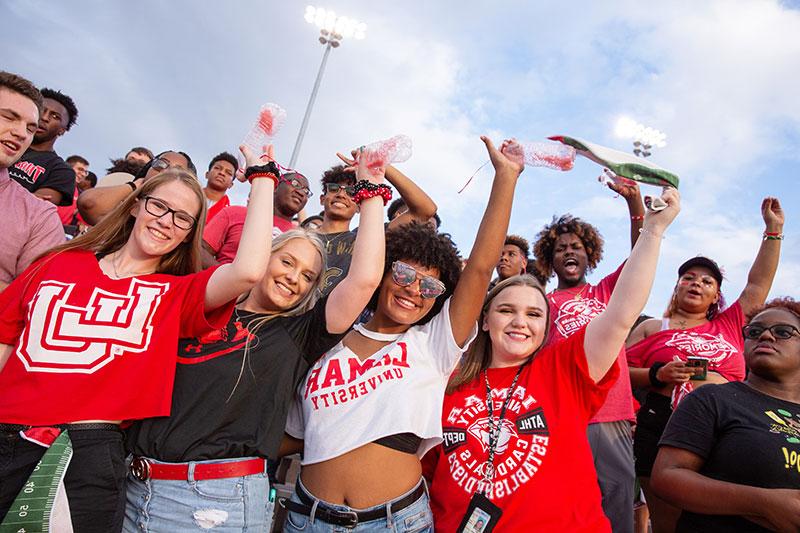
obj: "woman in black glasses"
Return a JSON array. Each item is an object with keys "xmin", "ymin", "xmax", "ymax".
[
  {"xmin": 651, "ymin": 297, "xmax": 800, "ymax": 532},
  {"xmin": 626, "ymin": 197, "xmax": 784, "ymax": 533},
  {"xmin": 0, "ymin": 145, "xmax": 276, "ymax": 532},
  {"xmin": 281, "ymin": 137, "xmax": 524, "ymax": 532}
]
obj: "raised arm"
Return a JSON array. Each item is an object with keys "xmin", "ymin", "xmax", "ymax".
[
  {"xmin": 384, "ymin": 165, "xmax": 437, "ymax": 229},
  {"xmin": 325, "ymin": 149, "xmax": 386, "ymax": 333},
  {"xmin": 607, "ymin": 179, "xmax": 645, "ymax": 249},
  {"xmin": 585, "ymin": 188, "xmax": 680, "ymax": 381},
  {"xmin": 204, "ymin": 146, "xmax": 276, "ymax": 309},
  {"xmin": 737, "ymin": 197, "xmax": 784, "ymax": 316},
  {"xmin": 77, "ymin": 182, "xmax": 136, "ymax": 225},
  {"xmin": 449, "ymin": 136, "xmax": 524, "ymax": 347}
]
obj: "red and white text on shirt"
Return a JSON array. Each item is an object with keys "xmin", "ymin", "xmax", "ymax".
[{"xmin": 18, "ymin": 279, "xmax": 168, "ymax": 373}]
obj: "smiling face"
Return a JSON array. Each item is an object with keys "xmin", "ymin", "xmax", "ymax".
[
  {"xmin": 0, "ymin": 87, "xmax": 39, "ymax": 168},
  {"xmin": 375, "ymin": 259, "xmax": 440, "ymax": 327},
  {"xmin": 254, "ymin": 238, "xmax": 323, "ymax": 312},
  {"xmin": 33, "ymin": 97, "xmax": 68, "ymax": 144},
  {"xmin": 745, "ymin": 308, "xmax": 800, "ymax": 380},
  {"xmin": 496, "ymin": 244, "xmax": 528, "ymax": 280},
  {"xmin": 552, "ymin": 232, "xmax": 588, "ymax": 286},
  {"xmin": 675, "ymin": 266, "xmax": 720, "ymax": 314},
  {"xmin": 128, "ymin": 180, "xmax": 201, "ymax": 259},
  {"xmin": 320, "ymin": 181, "xmax": 357, "ymax": 222},
  {"xmin": 484, "ymin": 285, "xmax": 548, "ymax": 368}
]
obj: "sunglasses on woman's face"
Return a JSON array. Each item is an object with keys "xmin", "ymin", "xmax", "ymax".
[
  {"xmin": 391, "ymin": 261, "xmax": 446, "ymax": 299},
  {"xmin": 743, "ymin": 323, "xmax": 800, "ymax": 340}
]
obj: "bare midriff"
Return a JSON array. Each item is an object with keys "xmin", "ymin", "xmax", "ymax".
[{"xmin": 300, "ymin": 442, "xmax": 422, "ymax": 507}]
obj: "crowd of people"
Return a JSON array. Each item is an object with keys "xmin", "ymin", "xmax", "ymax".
[{"xmin": 0, "ymin": 69, "xmax": 796, "ymax": 533}]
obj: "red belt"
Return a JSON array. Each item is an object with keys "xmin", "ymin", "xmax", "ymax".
[{"xmin": 130, "ymin": 456, "xmax": 266, "ymax": 481}]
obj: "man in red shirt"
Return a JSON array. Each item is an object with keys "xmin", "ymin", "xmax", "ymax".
[{"xmin": 203, "ymin": 152, "xmax": 238, "ymax": 222}]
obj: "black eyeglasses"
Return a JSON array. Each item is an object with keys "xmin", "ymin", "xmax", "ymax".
[
  {"xmin": 324, "ymin": 182, "xmax": 356, "ymax": 197},
  {"xmin": 143, "ymin": 196, "xmax": 197, "ymax": 230},
  {"xmin": 742, "ymin": 324, "xmax": 800, "ymax": 340},
  {"xmin": 281, "ymin": 176, "xmax": 313, "ymax": 197},
  {"xmin": 391, "ymin": 261, "xmax": 446, "ymax": 299}
]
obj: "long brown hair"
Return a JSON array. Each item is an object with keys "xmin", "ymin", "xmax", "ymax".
[
  {"xmin": 447, "ymin": 274, "xmax": 550, "ymax": 393},
  {"xmin": 44, "ymin": 169, "xmax": 207, "ymax": 276}
]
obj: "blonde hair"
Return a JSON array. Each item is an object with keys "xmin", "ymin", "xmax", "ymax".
[
  {"xmin": 447, "ymin": 275, "xmax": 549, "ymax": 393},
  {"xmin": 44, "ymin": 169, "xmax": 206, "ymax": 276},
  {"xmin": 228, "ymin": 229, "xmax": 328, "ymax": 400}
]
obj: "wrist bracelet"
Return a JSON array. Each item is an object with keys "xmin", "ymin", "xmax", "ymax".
[
  {"xmin": 763, "ymin": 231, "xmax": 784, "ymax": 241},
  {"xmin": 630, "ymin": 215, "xmax": 644, "ymax": 221},
  {"xmin": 649, "ymin": 362, "xmax": 667, "ymax": 388},
  {"xmin": 247, "ymin": 172, "xmax": 279, "ymax": 186},
  {"xmin": 351, "ymin": 180, "xmax": 392, "ymax": 205},
  {"xmin": 245, "ymin": 163, "xmax": 281, "ymax": 185},
  {"xmin": 126, "ymin": 180, "xmax": 137, "ymax": 192}
]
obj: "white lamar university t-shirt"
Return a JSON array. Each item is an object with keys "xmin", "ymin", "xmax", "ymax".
[{"xmin": 286, "ymin": 298, "xmax": 477, "ymax": 465}]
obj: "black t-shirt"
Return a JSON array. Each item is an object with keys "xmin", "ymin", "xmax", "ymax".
[
  {"xmin": 318, "ymin": 230, "xmax": 357, "ymax": 296},
  {"xmin": 660, "ymin": 381, "xmax": 800, "ymax": 532},
  {"xmin": 126, "ymin": 296, "xmax": 345, "ymax": 462},
  {"xmin": 7, "ymin": 149, "xmax": 75, "ymax": 206}
]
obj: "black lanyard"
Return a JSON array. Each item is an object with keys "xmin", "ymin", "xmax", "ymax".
[{"xmin": 481, "ymin": 364, "xmax": 524, "ymax": 493}]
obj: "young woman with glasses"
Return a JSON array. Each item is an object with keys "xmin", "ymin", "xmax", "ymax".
[
  {"xmin": 123, "ymin": 147, "xmax": 387, "ymax": 531},
  {"xmin": 651, "ymin": 297, "xmax": 800, "ymax": 531},
  {"xmin": 0, "ymin": 146, "xmax": 276, "ymax": 532},
  {"xmin": 626, "ymin": 197, "xmax": 784, "ymax": 533},
  {"xmin": 281, "ymin": 137, "xmax": 524, "ymax": 532}
]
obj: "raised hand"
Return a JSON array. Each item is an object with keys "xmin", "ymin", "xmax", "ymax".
[
  {"xmin": 238, "ymin": 143, "xmax": 275, "ymax": 182},
  {"xmin": 762, "ymin": 197, "xmax": 784, "ymax": 232},
  {"xmin": 607, "ymin": 177, "xmax": 641, "ymax": 202},
  {"xmin": 643, "ymin": 187, "xmax": 680, "ymax": 234},
  {"xmin": 482, "ymin": 136, "xmax": 524, "ymax": 177}
]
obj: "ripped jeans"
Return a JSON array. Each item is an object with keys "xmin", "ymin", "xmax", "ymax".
[{"xmin": 123, "ymin": 457, "xmax": 273, "ymax": 532}]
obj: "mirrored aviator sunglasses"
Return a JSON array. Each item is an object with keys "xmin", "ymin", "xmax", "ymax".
[{"xmin": 391, "ymin": 261, "xmax": 446, "ymax": 299}]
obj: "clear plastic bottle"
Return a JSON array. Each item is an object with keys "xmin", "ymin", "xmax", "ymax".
[
  {"xmin": 518, "ymin": 141, "xmax": 575, "ymax": 170},
  {"xmin": 238, "ymin": 103, "xmax": 286, "ymax": 168},
  {"xmin": 362, "ymin": 134, "xmax": 412, "ymax": 164}
]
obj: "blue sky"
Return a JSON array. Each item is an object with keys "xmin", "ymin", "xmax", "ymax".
[{"xmin": 4, "ymin": 0, "xmax": 799, "ymax": 315}]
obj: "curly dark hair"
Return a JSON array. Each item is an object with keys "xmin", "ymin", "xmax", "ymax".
[
  {"xmin": 747, "ymin": 297, "xmax": 800, "ymax": 322},
  {"xmin": 208, "ymin": 151, "xmax": 239, "ymax": 174},
  {"xmin": 320, "ymin": 164, "xmax": 356, "ymax": 188},
  {"xmin": 532, "ymin": 214, "xmax": 604, "ymax": 280},
  {"xmin": 505, "ymin": 234, "xmax": 530, "ymax": 258},
  {"xmin": 107, "ymin": 158, "xmax": 146, "ymax": 175},
  {"xmin": 40, "ymin": 88, "xmax": 78, "ymax": 130},
  {"xmin": 367, "ymin": 221, "xmax": 462, "ymax": 326}
]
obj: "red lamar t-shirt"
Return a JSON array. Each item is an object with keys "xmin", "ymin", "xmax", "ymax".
[
  {"xmin": 425, "ymin": 327, "xmax": 616, "ymax": 533},
  {"xmin": 546, "ymin": 262, "xmax": 633, "ymax": 423},
  {"xmin": 0, "ymin": 250, "xmax": 234, "ymax": 425},
  {"xmin": 626, "ymin": 301, "xmax": 746, "ymax": 382}
]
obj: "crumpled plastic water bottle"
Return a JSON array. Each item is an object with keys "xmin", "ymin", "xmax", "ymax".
[
  {"xmin": 506, "ymin": 141, "xmax": 575, "ymax": 170},
  {"xmin": 359, "ymin": 134, "xmax": 412, "ymax": 168},
  {"xmin": 238, "ymin": 103, "xmax": 286, "ymax": 168}
]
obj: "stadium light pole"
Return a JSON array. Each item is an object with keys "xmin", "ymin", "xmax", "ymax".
[
  {"xmin": 288, "ymin": 6, "xmax": 367, "ymax": 167},
  {"xmin": 614, "ymin": 116, "xmax": 667, "ymax": 158}
]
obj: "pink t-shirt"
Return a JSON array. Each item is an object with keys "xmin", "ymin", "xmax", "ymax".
[
  {"xmin": 203, "ymin": 207, "xmax": 296, "ymax": 265},
  {"xmin": 626, "ymin": 302, "xmax": 746, "ymax": 382},
  {"xmin": 546, "ymin": 262, "xmax": 634, "ymax": 423},
  {"xmin": 0, "ymin": 168, "xmax": 65, "ymax": 286}
]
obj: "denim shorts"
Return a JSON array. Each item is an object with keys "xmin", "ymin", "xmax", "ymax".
[
  {"xmin": 123, "ymin": 456, "xmax": 273, "ymax": 532},
  {"xmin": 282, "ymin": 478, "xmax": 433, "ymax": 533}
]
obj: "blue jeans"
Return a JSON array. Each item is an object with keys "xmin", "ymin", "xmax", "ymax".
[
  {"xmin": 282, "ymin": 478, "xmax": 433, "ymax": 533},
  {"xmin": 123, "ymin": 456, "xmax": 273, "ymax": 532}
]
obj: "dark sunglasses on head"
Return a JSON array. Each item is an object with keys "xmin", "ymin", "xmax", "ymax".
[
  {"xmin": 143, "ymin": 196, "xmax": 197, "ymax": 230},
  {"xmin": 324, "ymin": 182, "xmax": 356, "ymax": 197},
  {"xmin": 391, "ymin": 261, "xmax": 446, "ymax": 299},
  {"xmin": 742, "ymin": 323, "xmax": 800, "ymax": 340},
  {"xmin": 281, "ymin": 176, "xmax": 313, "ymax": 197}
]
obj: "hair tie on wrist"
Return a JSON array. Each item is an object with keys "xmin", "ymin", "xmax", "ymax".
[
  {"xmin": 649, "ymin": 362, "xmax": 667, "ymax": 388},
  {"xmin": 351, "ymin": 179, "xmax": 392, "ymax": 205},
  {"xmin": 245, "ymin": 162, "xmax": 281, "ymax": 186},
  {"xmin": 126, "ymin": 181, "xmax": 137, "ymax": 192}
]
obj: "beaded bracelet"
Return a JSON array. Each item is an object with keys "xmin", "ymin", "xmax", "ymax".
[
  {"xmin": 763, "ymin": 231, "xmax": 784, "ymax": 241},
  {"xmin": 630, "ymin": 215, "xmax": 644, "ymax": 221},
  {"xmin": 351, "ymin": 180, "xmax": 393, "ymax": 205}
]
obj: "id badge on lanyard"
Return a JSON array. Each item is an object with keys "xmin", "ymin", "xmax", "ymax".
[{"xmin": 456, "ymin": 365, "xmax": 524, "ymax": 533}]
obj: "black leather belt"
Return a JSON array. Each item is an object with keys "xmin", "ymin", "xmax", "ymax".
[
  {"xmin": 280, "ymin": 480, "xmax": 426, "ymax": 529},
  {"xmin": 0, "ymin": 423, "xmax": 121, "ymax": 433}
]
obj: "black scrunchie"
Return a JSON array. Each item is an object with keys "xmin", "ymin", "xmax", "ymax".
[{"xmin": 244, "ymin": 162, "xmax": 280, "ymax": 181}]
